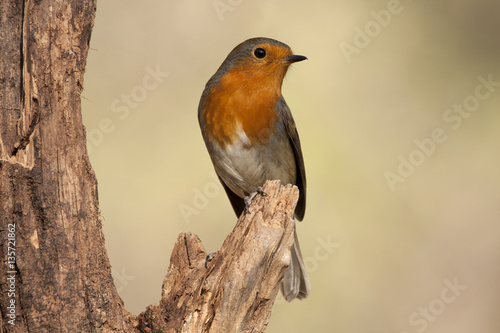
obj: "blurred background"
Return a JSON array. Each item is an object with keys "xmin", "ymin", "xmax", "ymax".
[{"xmin": 81, "ymin": 1, "xmax": 500, "ymax": 332}]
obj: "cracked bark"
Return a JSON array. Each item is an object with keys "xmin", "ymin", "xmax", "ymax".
[
  {"xmin": 10, "ymin": 110, "xmax": 40, "ymax": 156},
  {"xmin": 137, "ymin": 181, "xmax": 298, "ymax": 333},
  {"xmin": 0, "ymin": 1, "xmax": 299, "ymax": 332},
  {"xmin": 1, "ymin": 0, "xmax": 132, "ymax": 331}
]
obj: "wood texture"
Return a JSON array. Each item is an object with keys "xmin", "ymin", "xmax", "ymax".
[
  {"xmin": 0, "ymin": 0, "xmax": 132, "ymax": 331},
  {"xmin": 137, "ymin": 180, "xmax": 298, "ymax": 333}
]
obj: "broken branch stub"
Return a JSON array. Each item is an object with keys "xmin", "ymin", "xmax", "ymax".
[{"xmin": 137, "ymin": 180, "xmax": 299, "ymax": 333}]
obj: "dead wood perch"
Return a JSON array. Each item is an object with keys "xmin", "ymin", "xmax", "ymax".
[{"xmin": 136, "ymin": 180, "xmax": 299, "ymax": 333}]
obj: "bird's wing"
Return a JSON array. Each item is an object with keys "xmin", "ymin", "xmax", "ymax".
[{"xmin": 277, "ymin": 97, "xmax": 306, "ymax": 221}]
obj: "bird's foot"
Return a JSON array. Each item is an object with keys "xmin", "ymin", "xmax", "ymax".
[
  {"xmin": 244, "ymin": 187, "xmax": 267, "ymax": 214},
  {"xmin": 205, "ymin": 252, "xmax": 216, "ymax": 268}
]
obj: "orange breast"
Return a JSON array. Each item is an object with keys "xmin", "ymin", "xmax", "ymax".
[{"xmin": 202, "ymin": 66, "xmax": 282, "ymax": 147}]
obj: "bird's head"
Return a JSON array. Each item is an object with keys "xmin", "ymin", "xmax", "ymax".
[{"xmin": 212, "ymin": 37, "xmax": 307, "ymax": 94}]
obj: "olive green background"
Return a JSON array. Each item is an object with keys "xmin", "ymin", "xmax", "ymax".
[{"xmin": 82, "ymin": 1, "xmax": 500, "ymax": 332}]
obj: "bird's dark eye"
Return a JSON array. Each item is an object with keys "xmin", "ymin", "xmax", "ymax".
[{"xmin": 254, "ymin": 48, "xmax": 266, "ymax": 59}]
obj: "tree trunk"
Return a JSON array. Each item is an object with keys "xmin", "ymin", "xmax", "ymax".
[
  {"xmin": 0, "ymin": 0, "xmax": 132, "ymax": 331},
  {"xmin": 0, "ymin": 1, "xmax": 299, "ymax": 332}
]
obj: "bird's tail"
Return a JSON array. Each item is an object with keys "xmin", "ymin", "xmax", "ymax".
[{"xmin": 281, "ymin": 228, "xmax": 310, "ymax": 301}]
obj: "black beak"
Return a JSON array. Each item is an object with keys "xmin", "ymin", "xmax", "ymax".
[{"xmin": 286, "ymin": 54, "xmax": 308, "ymax": 63}]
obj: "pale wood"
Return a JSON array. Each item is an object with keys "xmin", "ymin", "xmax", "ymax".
[{"xmin": 137, "ymin": 180, "xmax": 298, "ymax": 333}]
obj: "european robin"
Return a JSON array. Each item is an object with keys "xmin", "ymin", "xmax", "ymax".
[{"xmin": 198, "ymin": 37, "xmax": 309, "ymax": 301}]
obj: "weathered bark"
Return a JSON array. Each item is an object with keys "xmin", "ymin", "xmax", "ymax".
[
  {"xmin": 0, "ymin": 0, "xmax": 132, "ymax": 331},
  {"xmin": 137, "ymin": 181, "xmax": 298, "ymax": 333},
  {"xmin": 0, "ymin": 1, "xmax": 298, "ymax": 332}
]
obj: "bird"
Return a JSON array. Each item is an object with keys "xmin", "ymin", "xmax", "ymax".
[{"xmin": 198, "ymin": 37, "xmax": 309, "ymax": 302}]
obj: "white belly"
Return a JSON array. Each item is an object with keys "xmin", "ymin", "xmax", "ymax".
[{"xmin": 211, "ymin": 124, "xmax": 296, "ymax": 198}]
